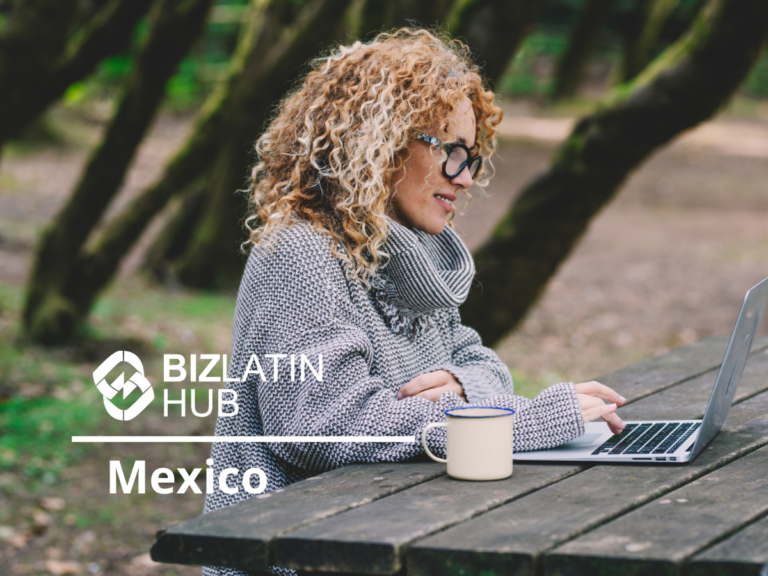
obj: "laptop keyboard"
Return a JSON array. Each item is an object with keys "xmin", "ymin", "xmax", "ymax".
[{"xmin": 591, "ymin": 422, "xmax": 701, "ymax": 456}]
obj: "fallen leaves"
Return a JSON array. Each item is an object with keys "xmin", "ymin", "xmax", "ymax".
[
  {"xmin": 45, "ymin": 559, "xmax": 83, "ymax": 575},
  {"xmin": 40, "ymin": 496, "xmax": 67, "ymax": 512}
]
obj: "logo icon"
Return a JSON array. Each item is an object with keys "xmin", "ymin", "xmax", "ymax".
[{"xmin": 94, "ymin": 351, "xmax": 154, "ymax": 421}]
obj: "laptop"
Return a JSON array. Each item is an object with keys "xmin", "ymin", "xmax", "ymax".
[{"xmin": 515, "ymin": 276, "xmax": 768, "ymax": 465}]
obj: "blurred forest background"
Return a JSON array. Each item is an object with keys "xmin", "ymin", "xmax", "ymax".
[{"xmin": 1, "ymin": 0, "xmax": 768, "ymax": 573}]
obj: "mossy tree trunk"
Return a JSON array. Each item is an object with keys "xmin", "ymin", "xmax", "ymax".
[
  {"xmin": 0, "ymin": 0, "xmax": 154, "ymax": 150},
  {"xmin": 462, "ymin": 0, "xmax": 768, "ymax": 347},
  {"xmin": 142, "ymin": 184, "xmax": 208, "ymax": 282},
  {"xmin": 19, "ymin": 0, "xmax": 355, "ymax": 344},
  {"xmin": 170, "ymin": 0, "xmax": 354, "ymax": 289},
  {"xmin": 171, "ymin": 0, "xmax": 540, "ymax": 289},
  {"xmin": 23, "ymin": 0, "xmax": 213, "ymax": 344},
  {"xmin": 448, "ymin": 0, "xmax": 544, "ymax": 87},
  {"xmin": 550, "ymin": 0, "xmax": 615, "ymax": 102},
  {"xmin": 62, "ymin": 1, "xmax": 274, "ymax": 310},
  {"xmin": 620, "ymin": 0, "xmax": 681, "ymax": 82}
]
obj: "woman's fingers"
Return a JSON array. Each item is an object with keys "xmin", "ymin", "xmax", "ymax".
[
  {"xmin": 578, "ymin": 392, "xmax": 626, "ymax": 433},
  {"xmin": 414, "ymin": 382, "xmax": 466, "ymax": 402},
  {"xmin": 580, "ymin": 401, "xmax": 617, "ymax": 423},
  {"xmin": 574, "ymin": 380, "xmax": 627, "ymax": 405},
  {"xmin": 602, "ymin": 411, "xmax": 626, "ymax": 435},
  {"xmin": 398, "ymin": 370, "xmax": 457, "ymax": 399},
  {"xmin": 414, "ymin": 387, "xmax": 444, "ymax": 402},
  {"xmin": 398, "ymin": 372, "xmax": 445, "ymax": 399}
]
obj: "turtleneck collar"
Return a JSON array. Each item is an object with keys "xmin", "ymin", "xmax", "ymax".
[{"xmin": 369, "ymin": 217, "xmax": 475, "ymax": 339}]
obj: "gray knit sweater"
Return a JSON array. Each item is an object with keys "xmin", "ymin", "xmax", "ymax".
[{"xmin": 202, "ymin": 218, "xmax": 584, "ymax": 576}]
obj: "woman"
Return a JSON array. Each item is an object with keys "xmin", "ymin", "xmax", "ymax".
[{"xmin": 203, "ymin": 28, "xmax": 625, "ymax": 576}]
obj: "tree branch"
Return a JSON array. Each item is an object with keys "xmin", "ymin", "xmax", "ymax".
[
  {"xmin": 0, "ymin": 0, "xmax": 80, "ymax": 143},
  {"xmin": 448, "ymin": 0, "xmax": 544, "ymax": 85},
  {"xmin": 23, "ymin": 0, "xmax": 214, "ymax": 343},
  {"xmin": 462, "ymin": 0, "xmax": 768, "ymax": 346}
]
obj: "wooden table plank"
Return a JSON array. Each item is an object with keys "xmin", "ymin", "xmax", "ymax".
[
  {"xmin": 150, "ymin": 462, "xmax": 443, "ymax": 570},
  {"xmin": 545, "ymin": 444, "xmax": 768, "ymax": 576},
  {"xmin": 688, "ymin": 514, "xmax": 768, "ymax": 576},
  {"xmin": 149, "ymin": 338, "xmax": 768, "ymax": 573},
  {"xmin": 406, "ymin": 353, "xmax": 768, "ymax": 576},
  {"xmin": 617, "ymin": 349, "xmax": 768, "ymax": 422},
  {"xmin": 406, "ymin": 431, "xmax": 768, "ymax": 576},
  {"xmin": 728, "ymin": 389, "xmax": 768, "ymax": 434},
  {"xmin": 593, "ymin": 337, "xmax": 768, "ymax": 402},
  {"xmin": 274, "ymin": 463, "xmax": 584, "ymax": 575}
]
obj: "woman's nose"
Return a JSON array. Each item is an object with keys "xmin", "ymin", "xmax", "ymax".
[{"xmin": 451, "ymin": 165, "xmax": 475, "ymax": 189}]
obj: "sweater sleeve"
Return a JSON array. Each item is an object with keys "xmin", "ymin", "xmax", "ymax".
[
  {"xmin": 441, "ymin": 308, "xmax": 515, "ymax": 401},
  {"xmin": 438, "ymin": 308, "xmax": 586, "ymax": 451},
  {"xmin": 239, "ymin": 229, "xmax": 457, "ymax": 470},
  {"xmin": 241, "ymin": 226, "xmax": 583, "ymax": 473}
]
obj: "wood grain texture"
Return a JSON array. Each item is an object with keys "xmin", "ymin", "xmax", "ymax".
[
  {"xmin": 148, "ymin": 339, "xmax": 768, "ymax": 573},
  {"xmin": 150, "ymin": 462, "xmax": 443, "ymax": 569},
  {"xmin": 546, "ymin": 444, "xmax": 768, "ymax": 576},
  {"xmin": 618, "ymin": 348, "xmax": 768, "ymax": 422},
  {"xmin": 406, "ymin": 432, "xmax": 768, "ymax": 576},
  {"xmin": 729, "ymin": 389, "xmax": 768, "ymax": 434},
  {"xmin": 688, "ymin": 514, "xmax": 768, "ymax": 576},
  {"xmin": 274, "ymin": 463, "xmax": 584, "ymax": 574},
  {"xmin": 592, "ymin": 337, "xmax": 768, "ymax": 403}
]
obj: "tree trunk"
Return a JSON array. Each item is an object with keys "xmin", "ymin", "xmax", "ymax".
[
  {"xmin": 172, "ymin": 0, "xmax": 354, "ymax": 289},
  {"xmin": 173, "ymin": 0, "xmax": 542, "ymax": 289},
  {"xmin": 448, "ymin": 0, "xmax": 544, "ymax": 86},
  {"xmin": 169, "ymin": 0, "xmax": 542, "ymax": 288},
  {"xmin": 359, "ymin": 0, "xmax": 450, "ymax": 36},
  {"xmin": 550, "ymin": 0, "xmax": 615, "ymax": 102},
  {"xmin": 171, "ymin": 136, "xmax": 248, "ymax": 288},
  {"xmin": 62, "ymin": 1, "xmax": 272, "ymax": 316},
  {"xmin": 620, "ymin": 0, "xmax": 681, "ymax": 82},
  {"xmin": 0, "ymin": 0, "xmax": 153, "ymax": 149},
  {"xmin": 143, "ymin": 184, "xmax": 208, "ymax": 282},
  {"xmin": 0, "ymin": 0, "xmax": 80, "ymax": 145},
  {"xmin": 23, "ymin": 0, "xmax": 213, "ymax": 344},
  {"xmin": 19, "ymin": 0, "xmax": 354, "ymax": 342},
  {"xmin": 462, "ymin": 0, "xmax": 768, "ymax": 347}
]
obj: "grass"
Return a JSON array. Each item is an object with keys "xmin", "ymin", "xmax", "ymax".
[
  {"xmin": 0, "ymin": 274, "xmax": 554, "ymax": 571},
  {"xmin": 511, "ymin": 369, "xmax": 569, "ymax": 399}
]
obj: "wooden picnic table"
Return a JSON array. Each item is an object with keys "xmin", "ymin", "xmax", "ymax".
[{"xmin": 151, "ymin": 337, "xmax": 768, "ymax": 576}]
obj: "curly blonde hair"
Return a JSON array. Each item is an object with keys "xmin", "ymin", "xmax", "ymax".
[{"xmin": 246, "ymin": 27, "xmax": 502, "ymax": 285}]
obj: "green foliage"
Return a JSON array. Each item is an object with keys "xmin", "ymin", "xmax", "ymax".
[
  {"xmin": 61, "ymin": 0, "xmax": 252, "ymax": 114},
  {"xmin": 497, "ymin": 28, "xmax": 623, "ymax": 98},
  {"xmin": 743, "ymin": 48, "xmax": 768, "ymax": 98},
  {"xmin": 498, "ymin": 30, "xmax": 569, "ymax": 97},
  {"xmin": 165, "ymin": 58, "xmax": 205, "ymax": 112},
  {"xmin": 0, "ymin": 285, "xmax": 105, "ymax": 486},
  {"xmin": 511, "ymin": 369, "xmax": 564, "ymax": 399},
  {"xmin": 0, "ymin": 277, "xmax": 237, "ymax": 493},
  {"xmin": 99, "ymin": 54, "xmax": 134, "ymax": 83},
  {"xmin": 0, "ymin": 394, "xmax": 105, "ymax": 482}
]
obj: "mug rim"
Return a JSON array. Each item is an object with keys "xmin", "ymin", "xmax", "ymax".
[{"xmin": 444, "ymin": 406, "xmax": 515, "ymax": 419}]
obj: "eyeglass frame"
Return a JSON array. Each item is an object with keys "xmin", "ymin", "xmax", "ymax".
[{"xmin": 415, "ymin": 132, "xmax": 483, "ymax": 180}]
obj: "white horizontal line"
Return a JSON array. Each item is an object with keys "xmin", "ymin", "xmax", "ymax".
[{"xmin": 71, "ymin": 436, "xmax": 416, "ymax": 443}]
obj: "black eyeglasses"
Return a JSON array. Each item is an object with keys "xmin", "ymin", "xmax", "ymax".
[{"xmin": 415, "ymin": 132, "xmax": 483, "ymax": 180}]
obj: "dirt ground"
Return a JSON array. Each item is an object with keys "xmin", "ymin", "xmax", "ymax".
[
  {"xmin": 457, "ymin": 101, "xmax": 768, "ymax": 388},
  {"xmin": 3, "ymin": 101, "xmax": 768, "ymax": 384},
  {"xmin": 1, "ymin": 100, "xmax": 768, "ymax": 574}
]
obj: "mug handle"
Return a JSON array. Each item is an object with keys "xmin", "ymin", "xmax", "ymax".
[{"xmin": 421, "ymin": 422, "xmax": 447, "ymax": 463}]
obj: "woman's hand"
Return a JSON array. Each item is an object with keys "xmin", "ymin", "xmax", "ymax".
[
  {"xmin": 397, "ymin": 370, "xmax": 467, "ymax": 402},
  {"xmin": 575, "ymin": 381, "xmax": 626, "ymax": 434}
]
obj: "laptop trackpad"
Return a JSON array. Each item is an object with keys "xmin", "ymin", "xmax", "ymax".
[{"xmin": 559, "ymin": 433, "xmax": 603, "ymax": 450}]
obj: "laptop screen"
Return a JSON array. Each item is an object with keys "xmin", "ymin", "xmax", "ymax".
[{"xmin": 691, "ymin": 276, "xmax": 768, "ymax": 459}]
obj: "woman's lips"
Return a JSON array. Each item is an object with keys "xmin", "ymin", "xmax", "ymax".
[{"xmin": 434, "ymin": 192, "xmax": 456, "ymax": 213}]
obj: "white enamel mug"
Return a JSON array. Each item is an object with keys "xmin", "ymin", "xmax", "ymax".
[{"xmin": 421, "ymin": 406, "xmax": 515, "ymax": 481}]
